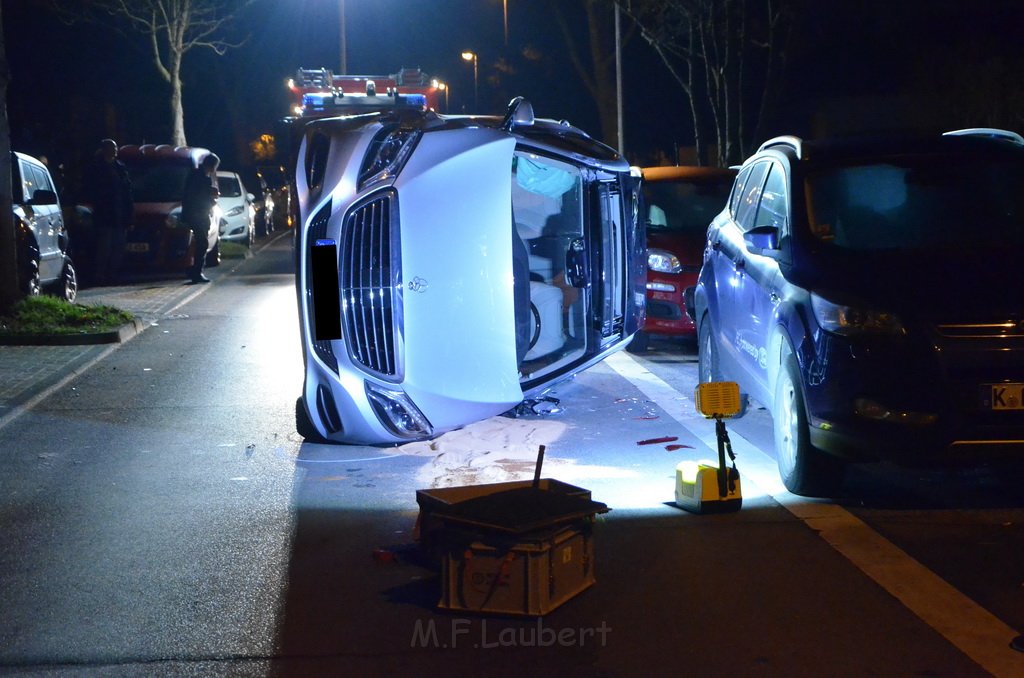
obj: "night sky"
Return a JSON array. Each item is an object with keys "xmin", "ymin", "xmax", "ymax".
[{"xmin": 4, "ymin": 0, "xmax": 1024, "ymax": 194}]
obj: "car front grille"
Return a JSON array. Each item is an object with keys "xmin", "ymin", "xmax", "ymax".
[{"xmin": 341, "ymin": 191, "xmax": 401, "ymax": 379}]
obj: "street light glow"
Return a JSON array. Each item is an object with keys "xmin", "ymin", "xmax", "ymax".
[{"xmin": 461, "ymin": 51, "xmax": 478, "ymax": 111}]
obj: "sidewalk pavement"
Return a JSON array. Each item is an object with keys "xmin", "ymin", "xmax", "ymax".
[{"xmin": 0, "ymin": 233, "xmax": 286, "ymax": 429}]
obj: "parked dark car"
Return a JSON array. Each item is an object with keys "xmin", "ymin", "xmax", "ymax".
[
  {"xmin": 294, "ymin": 96, "xmax": 645, "ymax": 444},
  {"xmin": 257, "ymin": 165, "xmax": 293, "ymax": 232},
  {"xmin": 692, "ymin": 128, "xmax": 1024, "ymax": 495},
  {"xmin": 630, "ymin": 165, "xmax": 735, "ymax": 352},
  {"xmin": 12, "ymin": 151, "xmax": 77, "ymax": 301},
  {"xmin": 116, "ymin": 144, "xmax": 220, "ymax": 272}
]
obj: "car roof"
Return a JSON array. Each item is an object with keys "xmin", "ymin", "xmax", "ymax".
[
  {"xmin": 119, "ymin": 144, "xmax": 213, "ymax": 167},
  {"xmin": 752, "ymin": 130, "xmax": 1024, "ymax": 166}
]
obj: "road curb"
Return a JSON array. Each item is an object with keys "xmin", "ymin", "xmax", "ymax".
[{"xmin": 0, "ymin": 317, "xmax": 146, "ymax": 346}]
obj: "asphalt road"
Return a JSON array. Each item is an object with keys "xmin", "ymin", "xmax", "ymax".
[{"xmin": 0, "ymin": 236, "xmax": 1022, "ymax": 676}]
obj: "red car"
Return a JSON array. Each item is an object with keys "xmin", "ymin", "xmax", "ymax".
[{"xmin": 631, "ymin": 165, "xmax": 736, "ymax": 351}]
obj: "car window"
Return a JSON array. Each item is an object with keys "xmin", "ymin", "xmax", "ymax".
[
  {"xmin": 753, "ymin": 163, "xmax": 788, "ymax": 233},
  {"xmin": 28, "ymin": 164, "xmax": 52, "ymax": 200},
  {"xmin": 219, "ymin": 176, "xmax": 243, "ymax": 198},
  {"xmin": 729, "ymin": 165, "xmax": 751, "ymax": 217},
  {"xmin": 643, "ymin": 175, "xmax": 734, "ymax": 233},
  {"xmin": 127, "ymin": 165, "xmax": 192, "ymax": 203},
  {"xmin": 734, "ymin": 161, "xmax": 769, "ymax": 229},
  {"xmin": 806, "ymin": 153, "xmax": 1024, "ymax": 250}
]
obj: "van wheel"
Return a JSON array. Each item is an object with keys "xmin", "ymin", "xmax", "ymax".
[
  {"xmin": 774, "ymin": 349, "xmax": 844, "ymax": 496},
  {"xmin": 697, "ymin": 318, "xmax": 721, "ymax": 383},
  {"xmin": 58, "ymin": 260, "xmax": 78, "ymax": 303}
]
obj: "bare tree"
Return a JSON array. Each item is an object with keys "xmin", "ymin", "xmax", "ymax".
[
  {"xmin": 619, "ymin": 0, "xmax": 794, "ymax": 166},
  {"xmin": 0, "ymin": 3, "xmax": 18, "ymax": 312},
  {"xmin": 554, "ymin": 0, "xmax": 635, "ymax": 150},
  {"xmin": 53, "ymin": 0, "xmax": 251, "ymax": 147}
]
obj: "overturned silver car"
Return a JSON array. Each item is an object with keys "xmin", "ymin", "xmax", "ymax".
[{"xmin": 295, "ymin": 97, "xmax": 646, "ymax": 444}]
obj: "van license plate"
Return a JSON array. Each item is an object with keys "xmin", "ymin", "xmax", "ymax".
[
  {"xmin": 126, "ymin": 243, "xmax": 149, "ymax": 253},
  {"xmin": 989, "ymin": 383, "xmax": 1024, "ymax": 410}
]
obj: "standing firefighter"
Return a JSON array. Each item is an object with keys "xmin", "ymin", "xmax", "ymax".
[
  {"xmin": 181, "ymin": 153, "xmax": 220, "ymax": 284},
  {"xmin": 87, "ymin": 139, "xmax": 133, "ymax": 285}
]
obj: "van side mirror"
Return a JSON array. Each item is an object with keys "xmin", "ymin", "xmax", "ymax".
[{"xmin": 31, "ymin": 189, "xmax": 58, "ymax": 206}]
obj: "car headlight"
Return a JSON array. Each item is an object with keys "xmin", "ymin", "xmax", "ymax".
[
  {"xmin": 648, "ymin": 248, "xmax": 682, "ymax": 274},
  {"xmin": 811, "ymin": 293, "xmax": 905, "ymax": 336},
  {"xmin": 225, "ymin": 205, "xmax": 245, "ymax": 217},
  {"xmin": 358, "ymin": 125, "xmax": 421, "ymax": 191},
  {"xmin": 365, "ymin": 382, "xmax": 433, "ymax": 438}
]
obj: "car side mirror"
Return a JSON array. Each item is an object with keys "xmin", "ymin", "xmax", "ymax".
[
  {"xmin": 247, "ymin": 193, "xmax": 255, "ymax": 201},
  {"xmin": 744, "ymin": 225, "xmax": 780, "ymax": 255},
  {"xmin": 31, "ymin": 189, "xmax": 58, "ymax": 206}
]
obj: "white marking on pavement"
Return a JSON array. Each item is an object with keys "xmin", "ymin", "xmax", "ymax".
[{"xmin": 606, "ymin": 351, "xmax": 1023, "ymax": 677}]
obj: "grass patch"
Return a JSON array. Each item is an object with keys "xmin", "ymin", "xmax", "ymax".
[
  {"xmin": 0, "ymin": 296, "xmax": 136, "ymax": 336},
  {"xmin": 219, "ymin": 241, "xmax": 249, "ymax": 259}
]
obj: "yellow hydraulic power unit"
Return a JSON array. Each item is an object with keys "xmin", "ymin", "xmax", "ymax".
[{"xmin": 675, "ymin": 382, "xmax": 744, "ymax": 514}]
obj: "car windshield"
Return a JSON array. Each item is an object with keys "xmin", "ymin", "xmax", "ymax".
[
  {"xmin": 127, "ymin": 165, "xmax": 191, "ymax": 203},
  {"xmin": 643, "ymin": 176, "xmax": 733, "ymax": 233},
  {"xmin": 219, "ymin": 176, "xmax": 242, "ymax": 197},
  {"xmin": 806, "ymin": 153, "xmax": 1024, "ymax": 250}
]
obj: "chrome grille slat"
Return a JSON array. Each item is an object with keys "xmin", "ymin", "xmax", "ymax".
[{"xmin": 341, "ymin": 192, "xmax": 400, "ymax": 378}]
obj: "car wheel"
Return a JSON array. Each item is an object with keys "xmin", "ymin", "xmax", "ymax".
[
  {"xmin": 295, "ymin": 397, "xmax": 328, "ymax": 442},
  {"xmin": 22, "ymin": 261, "xmax": 42, "ymax": 297},
  {"xmin": 626, "ymin": 330, "xmax": 649, "ymax": 354},
  {"xmin": 697, "ymin": 317, "xmax": 721, "ymax": 383},
  {"xmin": 58, "ymin": 259, "xmax": 78, "ymax": 303},
  {"xmin": 774, "ymin": 348, "xmax": 844, "ymax": 496},
  {"xmin": 205, "ymin": 240, "xmax": 221, "ymax": 267}
]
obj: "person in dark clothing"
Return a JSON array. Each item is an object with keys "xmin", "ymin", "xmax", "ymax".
[
  {"xmin": 86, "ymin": 139, "xmax": 133, "ymax": 285},
  {"xmin": 181, "ymin": 153, "xmax": 220, "ymax": 283}
]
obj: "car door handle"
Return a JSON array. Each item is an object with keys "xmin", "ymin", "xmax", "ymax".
[
  {"xmin": 711, "ymin": 240, "xmax": 721, "ymax": 251},
  {"xmin": 732, "ymin": 258, "xmax": 746, "ymax": 271}
]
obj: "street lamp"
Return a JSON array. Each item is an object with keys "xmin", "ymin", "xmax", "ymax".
[
  {"xmin": 461, "ymin": 50, "xmax": 478, "ymax": 111},
  {"xmin": 339, "ymin": 0, "xmax": 347, "ymax": 74}
]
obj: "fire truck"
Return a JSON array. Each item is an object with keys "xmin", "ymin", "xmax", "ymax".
[{"xmin": 285, "ymin": 67, "xmax": 446, "ymax": 119}]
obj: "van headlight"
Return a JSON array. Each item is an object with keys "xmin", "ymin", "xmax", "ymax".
[
  {"xmin": 811, "ymin": 293, "xmax": 905, "ymax": 336},
  {"xmin": 365, "ymin": 382, "xmax": 433, "ymax": 438},
  {"xmin": 358, "ymin": 125, "xmax": 420, "ymax": 191}
]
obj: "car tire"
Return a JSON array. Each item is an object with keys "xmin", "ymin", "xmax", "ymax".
[
  {"xmin": 22, "ymin": 262, "xmax": 42, "ymax": 297},
  {"xmin": 295, "ymin": 397, "xmax": 328, "ymax": 442},
  {"xmin": 57, "ymin": 259, "xmax": 78, "ymax": 303},
  {"xmin": 774, "ymin": 347, "xmax": 844, "ymax": 496},
  {"xmin": 626, "ymin": 330, "xmax": 649, "ymax": 354},
  {"xmin": 697, "ymin": 317, "xmax": 721, "ymax": 383},
  {"xmin": 205, "ymin": 240, "xmax": 221, "ymax": 267}
]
